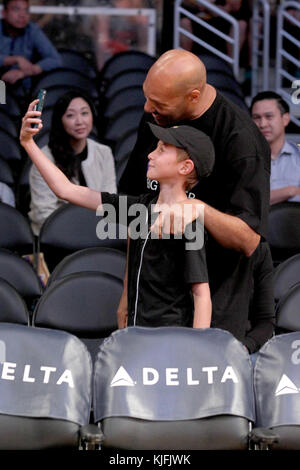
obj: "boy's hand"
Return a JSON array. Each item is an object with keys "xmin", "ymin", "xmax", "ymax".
[
  {"xmin": 151, "ymin": 200, "xmax": 204, "ymax": 237},
  {"xmin": 20, "ymin": 100, "xmax": 43, "ymax": 146}
]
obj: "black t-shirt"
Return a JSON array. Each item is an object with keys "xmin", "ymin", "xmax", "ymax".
[
  {"xmin": 101, "ymin": 192, "xmax": 208, "ymax": 327},
  {"xmin": 119, "ymin": 92, "xmax": 270, "ymax": 238},
  {"xmin": 118, "ymin": 92, "xmax": 272, "ymax": 349}
]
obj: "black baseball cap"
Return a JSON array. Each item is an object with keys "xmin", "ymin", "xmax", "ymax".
[{"xmin": 148, "ymin": 123, "xmax": 215, "ymax": 179}]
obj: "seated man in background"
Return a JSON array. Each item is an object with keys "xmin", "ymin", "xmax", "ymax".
[
  {"xmin": 251, "ymin": 91, "xmax": 300, "ymax": 205},
  {"xmin": 0, "ymin": 0, "xmax": 61, "ymax": 91}
]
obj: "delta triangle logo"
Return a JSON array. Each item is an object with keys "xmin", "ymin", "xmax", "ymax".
[
  {"xmin": 110, "ymin": 366, "xmax": 135, "ymax": 387},
  {"xmin": 275, "ymin": 374, "xmax": 300, "ymax": 396}
]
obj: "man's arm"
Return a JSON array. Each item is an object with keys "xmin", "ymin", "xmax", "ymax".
[
  {"xmin": 270, "ymin": 186, "xmax": 300, "ymax": 205},
  {"xmin": 20, "ymin": 100, "xmax": 101, "ymax": 211},
  {"xmin": 1, "ymin": 68, "xmax": 25, "ymax": 84},
  {"xmin": 151, "ymin": 199, "xmax": 261, "ymax": 258},
  {"xmin": 244, "ymin": 242, "xmax": 275, "ymax": 354},
  {"xmin": 32, "ymin": 24, "xmax": 62, "ymax": 72},
  {"xmin": 192, "ymin": 282, "xmax": 212, "ymax": 328},
  {"xmin": 1, "ymin": 57, "xmax": 42, "ymax": 83},
  {"xmin": 201, "ymin": 202, "xmax": 261, "ymax": 257}
]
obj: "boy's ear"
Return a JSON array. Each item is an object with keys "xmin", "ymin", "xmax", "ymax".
[{"xmin": 179, "ymin": 159, "xmax": 195, "ymax": 176}]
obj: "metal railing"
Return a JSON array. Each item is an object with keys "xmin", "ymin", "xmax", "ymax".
[
  {"xmin": 173, "ymin": 0, "xmax": 240, "ymax": 79},
  {"xmin": 275, "ymin": 1, "xmax": 300, "ymax": 127},
  {"xmin": 0, "ymin": 5, "xmax": 157, "ymax": 58},
  {"xmin": 251, "ymin": 0, "xmax": 270, "ymax": 97}
]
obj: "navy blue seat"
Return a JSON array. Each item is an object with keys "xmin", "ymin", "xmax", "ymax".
[
  {"xmin": 251, "ymin": 332, "xmax": 300, "ymax": 449},
  {"xmin": 33, "ymin": 271, "xmax": 123, "ymax": 362},
  {"xmin": 0, "ymin": 323, "xmax": 95, "ymax": 449},
  {"xmin": 0, "ymin": 278, "xmax": 29, "ymax": 325},
  {"xmin": 93, "ymin": 327, "xmax": 255, "ymax": 450},
  {"xmin": 47, "ymin": 247, "xmax": 126, "ymax": 287},
  {"xmin": 39, "ymin": 203, "xmax": 127, "ymax": 270}
]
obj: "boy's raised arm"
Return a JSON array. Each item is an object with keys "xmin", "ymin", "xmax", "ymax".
[{"xmin": 20, "ymin": 100, "xmax": 102, "ymax": 211}]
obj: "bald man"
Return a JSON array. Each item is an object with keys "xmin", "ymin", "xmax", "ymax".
[{"xmin": 118, "ymin": 49, "xmax": 273, "ymax": 352}]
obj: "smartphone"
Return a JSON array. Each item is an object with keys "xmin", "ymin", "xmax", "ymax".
[{"xmin": 32, "ymin": 89, "xmax": 47, "ymax": 128}]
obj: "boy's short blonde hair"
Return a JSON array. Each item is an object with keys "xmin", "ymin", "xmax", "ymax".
[{"xmin": 176, "ymin": 148, "xmax": 198, "ymax": 191}]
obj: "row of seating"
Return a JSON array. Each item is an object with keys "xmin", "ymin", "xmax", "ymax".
[
  {"xmin": 1, "ymin": 241, "xmax": 300, "ymax": 324},
  {"xmin": 1, "ymin": 240, "xmax": 300, "ymax": 362},
  {"xmin": 0, "ymin": 323, "xmax": 299, "ymax": 450},
  {"xmin": 1, "ymin": 196, "xmax": 300, "ymax": 273}
]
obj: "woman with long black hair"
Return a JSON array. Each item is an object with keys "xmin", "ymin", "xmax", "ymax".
[{"xmin": 28, "ymin": 90, "xmax": 116, "ymax": 234}]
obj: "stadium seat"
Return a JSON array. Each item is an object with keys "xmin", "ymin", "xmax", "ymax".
[
  {"xmin": 0, "ymin": 202, "xmax": 35, "ymax": 256},
  {"xmin": 39, "ymin": 203, "xmax": 127, "ymax": 270},
  {"xmin": 273, "ymin": 253, "xmax": 300, "ymax": 304},
  {"xmin": 0, "ymin": 322, "xmax": 96, "ymax": 449},
  {"xmin": 47, "ymin": 247, "xmax": 126, "ymax": 287},
  {"xmin": 0, "ymin": 249, "xmax": 42, "ymax": 313},
  {"xmin": 103, "ymin": 86, "xmax": 145, "ymax": 119},
  {"xmin": 0, "ymin": 129, "xmax": 23, "ymax": 166},
  {"xmin": 219, "ymin": 90, "xmax": 249, "ymax": 111},
  {"xmin": 0, "ymin": 278, "xmax": 29, "ymax": 325},
  {"xmin": 93, "ymin": 327, "xmax": 255, "ymax": 450},
  {"xmin": 275, "ymin": 283, "xmax": 300, "ymax": 333},
  {"xmin": 31, "ymin": 68, "xmax": 98, "ymax": 100},
  {"xmin": 251, "ymin": 332, "xmax": 300, "ymax": 450},
  {"xmin": 103, "ymin": 69, "xmax": 148, "ymax": 100},
  {"xmin": 0, "ymin": 157, "xmax": 14, "ymax": 188},
  {"xmin": 0, "ymin": 91, "xmax": 22, "ymax": 118},
  {"xmin": 0, "ymin": 109, "xmax": 19, "ymax": 138},
  {"xmin": 199, "ymin": 53, "xmax": 234, "ymax": 76},
  {"xmin": 36, "ymin": 84, "xmax": 83, "ymax": 108},
  {"xmin": 99, "ymin": 50, "xmax": 155, "ymax": 84},
  {"xmin": 58, "ymin": 48, "xmax": 97, "ymax": 79},
  {"xmin": 33, "ymin": 271, "xmax": 122, "ymax": 362},
  {"xmin": 206, "ymin": 71, "xmax": 245, "ymax": 99},
  {"xmin": 267, "ymin": 202, "xmax": 300, "ymax": 264},
  {"xmin": 104, "ymin": 106, "xmax": 144, "ymax": 143}
]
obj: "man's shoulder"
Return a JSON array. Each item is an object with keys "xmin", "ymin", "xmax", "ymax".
[
  {"xmin": 27, "ymin": 21, "xmax": 41, "ymax": 32},
  {"xmin": 26, "ymin": 21, "xmax": 47, "ymax": 38},
  {"xmin": 285, "ymin": 139, "xmax": 300, "ymax": 157}
]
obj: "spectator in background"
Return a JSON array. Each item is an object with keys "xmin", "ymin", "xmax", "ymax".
[
  {"xmin": 251, "ymin": 91, "xmax": 300, "ymax": 205},
  {"xmin": 0, "ymin": 0, "xmax": 61, "ymax": 92},
  {"xmin": 28, "ymin": 90, "xmax": 117, "ymax": 234}
]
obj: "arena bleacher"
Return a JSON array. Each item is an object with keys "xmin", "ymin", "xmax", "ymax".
[{"xmin": 0, "ymin": 0, "xmax": 299, "ymax": 454}]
